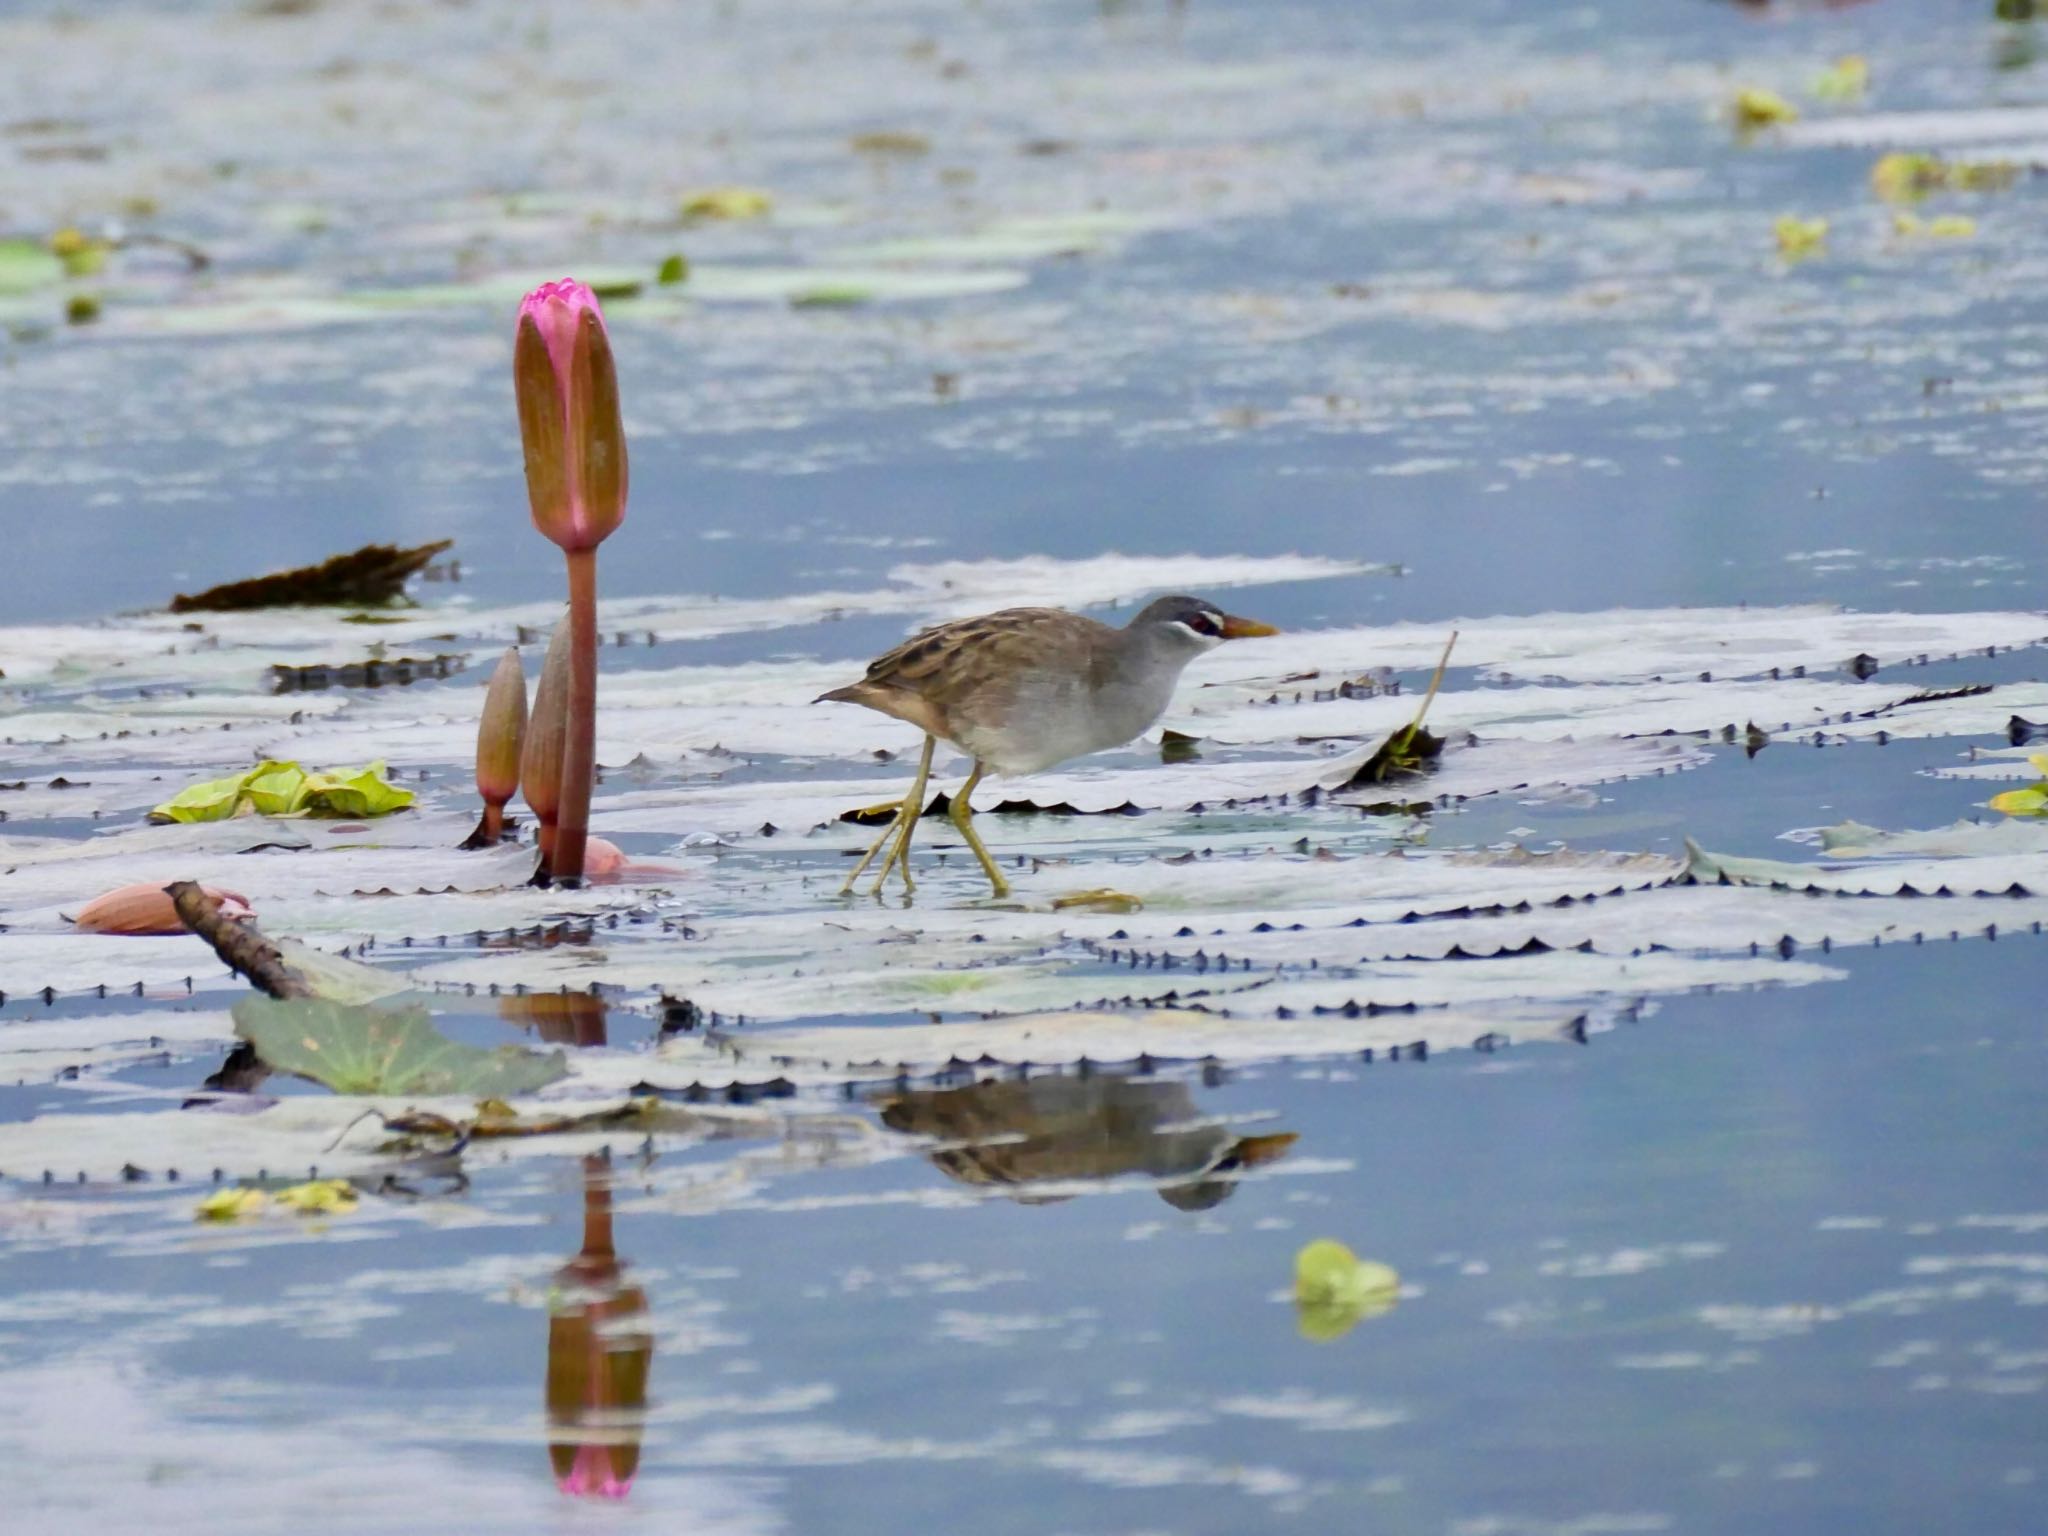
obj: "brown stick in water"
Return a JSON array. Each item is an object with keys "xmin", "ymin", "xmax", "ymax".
[{"xmin": 168, "ymin": 881, "xmax": 315, "ymax": 999}]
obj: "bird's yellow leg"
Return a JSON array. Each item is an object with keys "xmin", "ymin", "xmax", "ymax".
[
  {"xmin": 947, "ymin": 761, "xmax": 1012, "ymax": 899},
  {"xmin": 840, "ymin": 736, "xmax": 933, "ymax": 895},
  {"xmin": 869, "ymin": 735, "xmax": 935, "ymax": 895}
]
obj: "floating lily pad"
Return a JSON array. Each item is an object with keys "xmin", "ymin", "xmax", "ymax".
[
  {"xmin": 840, "ymin": 212, "xmax": 1157, "ymax": 266},
  {"xmin": 686, "ymin": 264, "xmax": 1029, "ymax": 304}
]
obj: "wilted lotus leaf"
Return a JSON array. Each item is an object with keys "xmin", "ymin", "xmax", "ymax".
[
  {"xmin": 195, "ymin": 1187, "xmax": 268, "ymax": 1222},
  {"xmin": 1870, "ymin": 152, "xmax": 2019, "ymax": 202},
  {"xmin": 1294, "ymin": 1239, "xmax": 1399, "ymax": 1341},
  {"xmin": 1733, "ymin": 88, "xmax": 1799, "ymax": 134},
  {"xmin": 149, "ymin": 760, "xmax": 416, "ymax": 823},
  {"xmin": 232, "ymin": 997, "xmax": 567, "ymax": 1096},
  {"xmin": 168, "ymin": 541, "xmax": 451, "ymax": 613},
  {"xmin": 1985, "ymin": 755, "xmax": 2048, "ymax": 818},
  {"xmin": 1775, "ymin": 216, "xmax": 1827, "ymax": 259},
  {"xmin": 270, "ymin": 1178, "xmax": 360, "ymax": 1214}
]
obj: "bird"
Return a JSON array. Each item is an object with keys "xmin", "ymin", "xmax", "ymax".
[{"xmin": 815, "ymin": 594, "xmax": 1278, "ymax": 897}]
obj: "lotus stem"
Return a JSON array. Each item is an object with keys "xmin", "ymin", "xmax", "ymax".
[{"xmin": 554, "ymin": 547, "xmax": 600, "ymax": 887}]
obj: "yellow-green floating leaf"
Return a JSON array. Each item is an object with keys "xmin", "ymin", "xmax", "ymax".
[{"xmin": 148, "ymin": 759, "xmax": 415, "ymax": 822}]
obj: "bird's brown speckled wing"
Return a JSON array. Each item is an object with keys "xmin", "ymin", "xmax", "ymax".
[{"xmin": 816, "ymin": 607, "xmax": 1112, "ymax": 742}]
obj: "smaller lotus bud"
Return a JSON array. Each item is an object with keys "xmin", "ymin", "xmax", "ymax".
[
  {"xmin": 477, "ymin": 648, "xmax": 528, "ymax": 803},
  {"xmin": 72, "ymin": 882, "xmax": 251, "ymax": 936},
  {"xmin": 521, "ymin": 617, "xmax": 572, "ymax": 881},
  {"xmin": 460, "ymin": 648, "xmax": 528, "ymax": 849}
]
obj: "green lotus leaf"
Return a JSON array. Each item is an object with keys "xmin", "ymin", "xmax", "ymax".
[{"xmin": 233, "ymin": 997, "xmax": 568, "ymax": 1097}]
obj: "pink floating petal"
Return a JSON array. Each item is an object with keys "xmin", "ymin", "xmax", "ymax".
[{"xmin": 71, "ymin": 883, "xmax": 253, "ymax": 936}]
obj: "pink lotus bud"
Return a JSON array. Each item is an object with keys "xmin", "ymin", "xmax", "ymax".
[
  {"xmin": 514, "ymin": 279, "xmax": 628, "ymax": 553},
  {"xmin": 72, "ymin": 882, "xmax": 251, "ymax": 935}
]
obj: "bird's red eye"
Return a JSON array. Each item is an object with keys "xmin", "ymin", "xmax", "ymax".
[{"xmin": 1189, "ymin": 614, "xmax": 1219, "ymax": 636}]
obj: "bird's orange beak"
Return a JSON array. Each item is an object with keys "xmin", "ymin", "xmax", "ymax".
[{"xmin": 1219, "ymin": 613, "xmax": 1279, "ymax": 639}]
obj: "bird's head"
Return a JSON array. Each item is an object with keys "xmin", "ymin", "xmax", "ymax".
[{"xmin": 1129, "ymin": 594, "xmax": 1280, "ymax": 653}]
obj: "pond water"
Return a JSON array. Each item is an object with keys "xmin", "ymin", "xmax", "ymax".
[{"xmin": 1, "ymin": 0, "xmax": 2045, "ymax": 1531}]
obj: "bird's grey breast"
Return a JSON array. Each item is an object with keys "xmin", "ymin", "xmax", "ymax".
[{"xmin": 944, "ymin": 652, "xmax": 1159, "ymax": 774}]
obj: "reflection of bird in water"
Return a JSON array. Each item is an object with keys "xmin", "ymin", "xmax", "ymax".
[
  {"xmin": 876, "ymin": 1073, "xmax": 1297, "ymax": 1210},
  {"xmin": 547, "ymin": 1155, "xmax": 652, "ymax": 1500}
]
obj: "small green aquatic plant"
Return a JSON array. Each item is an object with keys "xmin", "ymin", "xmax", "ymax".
[{"xmin": 1294, "ymin": 1238, "xmax": 1400, "ymax": 1341}]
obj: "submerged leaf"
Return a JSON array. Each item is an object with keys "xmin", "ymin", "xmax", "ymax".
[
  {"xmin": 1893, "ymin": 212, "xmax": 1977, "ymax": 239},
  {"xmin": 789, "ymin": 284, "xmax": 871, "ymax": 309},
  {"xmin": 848, "ymin": 130, "xmax": 930, "ymax": 156},
  {"xmin": 1811, "ymin": 55, "xmax": 1869, "ymax": 102},
  {"xmin": 679, "ymin": 186, "xmax": 773, "ymax": 221},
  {"xmin": 232, "ymin": 997, "xmax": 568, "ymax": 1096}
]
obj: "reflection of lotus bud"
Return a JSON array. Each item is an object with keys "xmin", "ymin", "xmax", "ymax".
[
  {"xmin": 521, "ymin": 618, "xmax": 572, "ymax": 879},
  {"xmin": 547, "ymin": 1155, "xmax": 652, "ymax": 1500},
  {"xmin": 460, "ymin": 648, "xmax": 527, "ymax": 850},
  {"xmin": 514, "ymin": 280, "xmax": 627, "ymax": 554},
  {"xmin": 499, "ymin": 990, "xmax": 609, "ymax": 1048}
]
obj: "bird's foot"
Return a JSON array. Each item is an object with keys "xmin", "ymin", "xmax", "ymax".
[
  {"xmin": 840, "ymin": 803, "xmax": 915, "ymax": 896},
  {"xmin": 841, "ymin": 799, "xmax": 911, "ymax": 826},
  {"xmin": 870, "ymin": 812, "xmax": 918, "ymax": 896}
]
